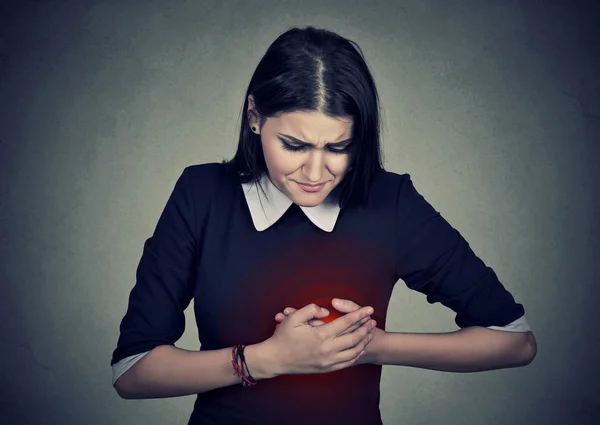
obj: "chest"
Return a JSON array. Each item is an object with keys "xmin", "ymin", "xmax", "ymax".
[{"xmin": 193, "ymin": 202, "xmax": 397, "ymax": 348}]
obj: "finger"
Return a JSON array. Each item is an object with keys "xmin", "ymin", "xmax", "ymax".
[
  {"xmin": 331, "ymin": 298, "xmax": 363, "ymax": 314},
  {"xmin": 287, "ymin": 303, "xmax": 330, "ymax": 325},
  {"xmin": 329, "ymin": 338, "xmax": 373, "ymax": 371},
  {"xmin": 334, "ymin": 331, "xmax": 374, "ymax": 364},
  {"xmin": 333, "ymin": 319, "xmax": 376, "ymax": 351},
  {"xmin": 338, "ymin": 314, "xmax": 371, "ymax": 336},
  {"xmin": 325, "ymin": 306, "xmax": 374, "ymax": 336},
  {"xmin": 275, "ymin": 307, "xmax": 310, "ymax": 323},
  {"xmin": 328, "ymin": 355, "xmax": 362, "ymax": 372},
  {"xmin": 308, "ymin": 319, "xmax": 326, "ymax": 327},
  {"xmin": 274, "ymin": 307, "xmax": 297, "ymax": 322}
]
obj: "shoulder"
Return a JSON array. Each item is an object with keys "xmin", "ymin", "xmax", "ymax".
[
  {"xmin": 181, "ymin": 162, "xmax": 228, "ymax": 183},
  {"xmin": 366, "ymin": 171, "xmax": 435, "ymax": 219},
  {"xmin": 167, "ymin": 162, "xmax": 239, "ymax": 214},
  {"xmin": 368, "ymin": 170, "xmax": 414, "ymax": 200},
  {"xmin": 371, "ymin": 170, "xmax": 409, "ymax": 185},
  {"xmin": 178, "ymin": 162, "xmax": 238, "ymax": 193}
]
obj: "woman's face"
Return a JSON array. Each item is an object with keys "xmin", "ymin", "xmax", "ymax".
[{"xmin": 251, "ymin": 105, "xmax": 353, "ymax": 207}]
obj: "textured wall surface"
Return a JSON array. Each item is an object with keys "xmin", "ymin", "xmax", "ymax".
[{"xmin": 1, "ymin": 1, "xmax": 598, "ymax": 424}]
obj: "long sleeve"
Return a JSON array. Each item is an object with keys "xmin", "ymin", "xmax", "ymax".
[
  {"xmin": 111, "ymin": 167, "xmax": 201, "ymax": 367},
  {"xmin": 394, "ymin": 175, "xmax": 526, "ymax": 329}
]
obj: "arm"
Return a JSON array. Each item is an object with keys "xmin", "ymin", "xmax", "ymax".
[
  {"xmin": 115, "ymin": 343, "xmax": 274, "ymax": 399},
  {"xmin": 277, "ymin": 301, "xmax": 537, "ymax": 373},
  {"xmin": 117, "ymin": 304, "xmax": 377, "ymax": 398},
  {"xmin": 112, "ymin": 167, "xmax": 280, "ymax": 398},
  {"xmin": 367, "ymin": 326, "xmax": 536, "ymax": 373},
  {"xmin": 111, "ymin": 166, "xmax": 240, "ymax": 399},
  {"xmin": 390, "ymin": 175, "xmax": 536, "ymax": 372}
]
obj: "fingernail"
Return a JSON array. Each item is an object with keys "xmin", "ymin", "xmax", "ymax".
[
  {"xmin": 366, "ymin": 307, "xmax": 374, "ymax": 315},
  {"xmin": 333, "ymin": 299, "xmax": 342, "ymax": 306}
]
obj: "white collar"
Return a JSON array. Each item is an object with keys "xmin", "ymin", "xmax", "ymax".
[{"xmin": 241, "ymin": 174, "xmax": 341, "ymax": 232}]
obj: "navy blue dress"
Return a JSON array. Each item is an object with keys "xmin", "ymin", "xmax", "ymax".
[{"xmin": 111, "ymin": 163, "xmax": 525, "ymax": 424}]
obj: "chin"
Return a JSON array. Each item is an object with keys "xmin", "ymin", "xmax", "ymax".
[
  {"xmin": 295, "ymin": 200, "xmax": 323, "ymax": 207},
  {"xmin": 292, "ymin": 193, "xmax": 328, "ymax": 207}
]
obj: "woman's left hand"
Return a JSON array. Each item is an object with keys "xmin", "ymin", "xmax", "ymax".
[{"xmin": 274, "ymin": 298, "xmax": 386, "ymax": 365}]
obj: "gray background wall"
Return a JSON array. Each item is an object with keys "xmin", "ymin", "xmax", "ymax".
[{"xmin": 1, "ymin": 1, "xmax": 598, "ymax": 424}]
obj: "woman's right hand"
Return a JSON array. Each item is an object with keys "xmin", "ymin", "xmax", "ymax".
[{"xmin": 261, "ymin": 303, "xmax": 376, "ymax": 376}]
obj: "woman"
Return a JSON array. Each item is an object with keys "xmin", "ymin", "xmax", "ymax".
[{"xmin": 111, "ymin": 26, "xmax": 536, "ymax": 424}]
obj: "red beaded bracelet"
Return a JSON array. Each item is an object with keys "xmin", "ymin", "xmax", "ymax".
[{"xmin": 231, "ymin": 344, "xmax": 257, "ymax": 387}]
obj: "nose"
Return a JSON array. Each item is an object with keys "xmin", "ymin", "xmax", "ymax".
[{"xmin": 302, "ymin": 150, "xmax": 325, "ymax": 183}]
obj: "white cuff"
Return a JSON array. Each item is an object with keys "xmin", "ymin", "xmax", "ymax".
[
  {"xmin": 486, "ymin": 315, "xmax": 531, "ymax": 332},
  {"xmin": 112, "ymin": 351, "xmax": 151, "ymax": 387}
]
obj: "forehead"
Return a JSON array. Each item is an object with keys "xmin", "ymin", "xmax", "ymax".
[{"xmin": 267, "ymin": 111, "xmax": 353, "ymax": 140}]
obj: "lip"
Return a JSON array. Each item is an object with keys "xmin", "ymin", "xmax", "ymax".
[{"xmin": 296, "ymin": 182, "xmax": 326, "ymax": 192}]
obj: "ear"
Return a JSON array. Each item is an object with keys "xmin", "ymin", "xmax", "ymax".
[
  {"xmin": 247, "ymin": 94, "xmax": 256, "ymax": 110},
  {"xmin": 247, "ymin": 94, "xmax": 261, "ymax": 134}
]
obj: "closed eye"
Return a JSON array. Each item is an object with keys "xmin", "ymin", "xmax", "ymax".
[{"xmin": 279, "ymin": 138, "xmax": 351, "ymax": 155}]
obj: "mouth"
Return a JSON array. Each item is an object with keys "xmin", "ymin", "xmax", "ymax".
[{"xmin": 295, "ymin": 181, "xmax": 327, "ymax": 193}]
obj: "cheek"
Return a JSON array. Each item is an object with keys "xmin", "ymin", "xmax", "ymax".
[
  {"xmin": 262, "ymin": 140, "xmax": 282, "ymax": 168},
  {"xmin": 262, "ymin": 141, "xmax": 297, "ymax": 175},
  {"xmin": 330, "ymin": 155, "xmax": 351, "ymax": 175}
]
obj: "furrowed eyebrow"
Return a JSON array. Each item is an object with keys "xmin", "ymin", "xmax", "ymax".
[{"xmin": 277, "ymin": 133, "xmax": 352, "ymax": 147}]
